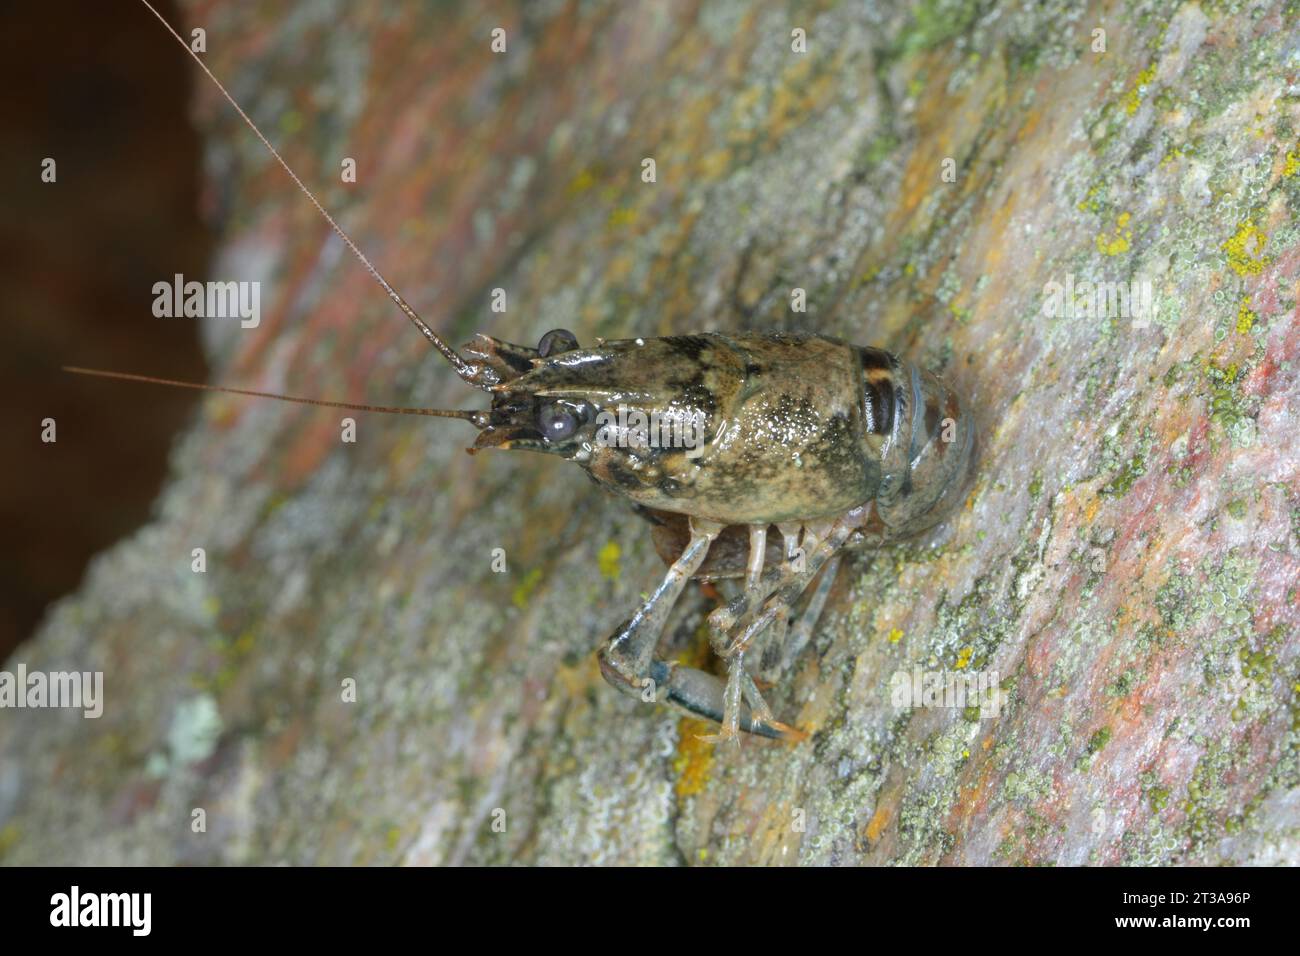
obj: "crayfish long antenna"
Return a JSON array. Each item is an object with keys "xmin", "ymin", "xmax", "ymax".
[
  {"xmin": 135, "ymin": 0, "xmax": 484, "ymax": 387},
  {"xmin": 63, "ymin": 367, "xmax": 490, "ymax": 426}
]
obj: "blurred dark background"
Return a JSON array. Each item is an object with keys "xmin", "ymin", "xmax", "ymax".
[{"xmin": 0, "ymin": 1, "xmax": 211, "ymax": 662}]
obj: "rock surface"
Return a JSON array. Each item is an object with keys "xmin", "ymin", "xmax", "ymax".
[{"xmin": 2, "ymin": 0, "xmax": 1299, "ymax": 865}]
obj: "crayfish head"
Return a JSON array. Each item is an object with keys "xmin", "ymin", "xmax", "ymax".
[
  {"xmin": 456, "ymin": 328, "xmax": 604, "ymax": 459},
  {"xmin": 460, "ymin": 332, "xmax": 718, "ymax": 510}
]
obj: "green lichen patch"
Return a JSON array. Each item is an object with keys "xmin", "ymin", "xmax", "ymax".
[
  {"xmin": 1203, "ymin": 360, "xmax": 1258, "ymax": 447},
  {"xmin": 1098, "ymin": 424, "xmax": 1154, "ymax": 499},
  {"xmin": 1087, "ymin": 726, "xmax": 1112, "ymax": 754},
  {"xmin": 1155, "ymin": 550, "xmax": 1261, "ymax": 699},
  {"xmin": 897, "ymin": 0, "xmax": 986, "ymax": 57}
]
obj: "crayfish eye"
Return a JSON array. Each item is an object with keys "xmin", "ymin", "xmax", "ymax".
[
  {"xmin": 537, "ymin": 328, "xmax": 579, "ymax": 357},
  {"xmin": 537, "ymin": 402, "xmax": 582, "ymax": 441}
]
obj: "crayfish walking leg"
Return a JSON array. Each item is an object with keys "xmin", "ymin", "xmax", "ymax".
[{"xmin": 596, "ymin": 517, "xmax": 805, "ymax": 742}]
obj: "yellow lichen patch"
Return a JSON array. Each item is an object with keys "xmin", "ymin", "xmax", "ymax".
[
  {"xmin": 864, "ymin": 805, "xmax": 891, "ymax": 842},
  {"xmin": 888, "ymin": 627, "xmax": 904, "ymax": 644},
  {"xmin": 858, "ymin": 264, "xmax": 882, "ymax": 285},
  {"xmin": 1222, "ymin": 220, "xmax": 1271, "ymax": 276},
  {"xmin": 606, "ymin": 206, "xmax": 638, "ymax": 228},
  {"xmin": 566, "ymin": 168, "xmax": 597, "ymax": 195},
  {"xmin": 1284, "ymin": 150, "xmax": 1299, "ymax": 178},
  {"xmin": 1204, "ymin": 358, "xmax": 1240, "ymax": 386},
  {"xmin": 278, "ymin": 109, "xmax": 305, "ymax": 136},
  {"xmin": 955, "ymin": 645, "xmax": 974, "ymax": 670},
  {"xmin": 694, "ymin": 148, "xmax": 732, "ymax": 182},
  {"xmin": 553, "ymin": 654, "xmax": 603, "ymax": 703},
  {"xmin": 674, "ymin": 618, "xmax": 714, "ymax": 670},
  {"xmin": 765, "ymin": 83, "xmax": 803, "ymax": 142},
  {"xmin": 1095, "ymin": 211, "xmax": 1132, "ymax": 256},
  {"xmin": 231, "ymin": 630, "xmax": 255, "ymax": 657},
  {"xmin": 511, "ymin": 568, "xmax": 543, "ymax": 609},
  {"xmin": 1123, "ymin": 64, "xmax": 1157, "ymax": 116},
  {"xmin": 0, "ymin": 823, "xmax": 19, "ymax": 858},
  {"xmin": 597, "ymin": 540, "xmax": 621, "ymax": 580},
  {"xmin": 1236, "ymin": 297, "xmax": 1257, "ymax": 335},
  {"xmin": 1077, "ymin": 182, "xmax": 1103, "ymax": 213},
  {"xmin": 673, "ymin": 718, "xmax": 716, "ymax": 797}
]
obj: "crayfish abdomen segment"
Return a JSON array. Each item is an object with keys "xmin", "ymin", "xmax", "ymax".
[{"xmin": 873, "ymin": 361, "xmax": 977, "ymax": 538}]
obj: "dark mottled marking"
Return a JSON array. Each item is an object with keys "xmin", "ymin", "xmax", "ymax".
[
  {"xmin": 858, "ymin": 348, "xmax": 896, "ymax": 374},
  {"xmin": 500, "ymin": 350, "xmax": 535, "ymax": 375},
  {"xmin": 630, "ymin": 504, "xmax": 670, "ymax": 526},
  {"xmin": 744, "ymin": 363, "xmax": 762, "ymax": 376},
  {"xmin": 606, "ymin": 460, "xmax": 644, "ymax": 490},
  {"xmin": 865, "ymin": 376, "xmax": 895, "ymax": 435},
  {"xmin": 657, "ymin": 476, "xmax": 683, "ymax": 495},
  {"xmin": 675, "ymin": 383, "xmax": 718, "ymax": 418},
  {"xmin": 810, "ymin": 413, "xmax": 859, "ymax": 473},
  {"xmin": 662, "ymin": 335, "xmax": 712, "ymax": 361}
]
